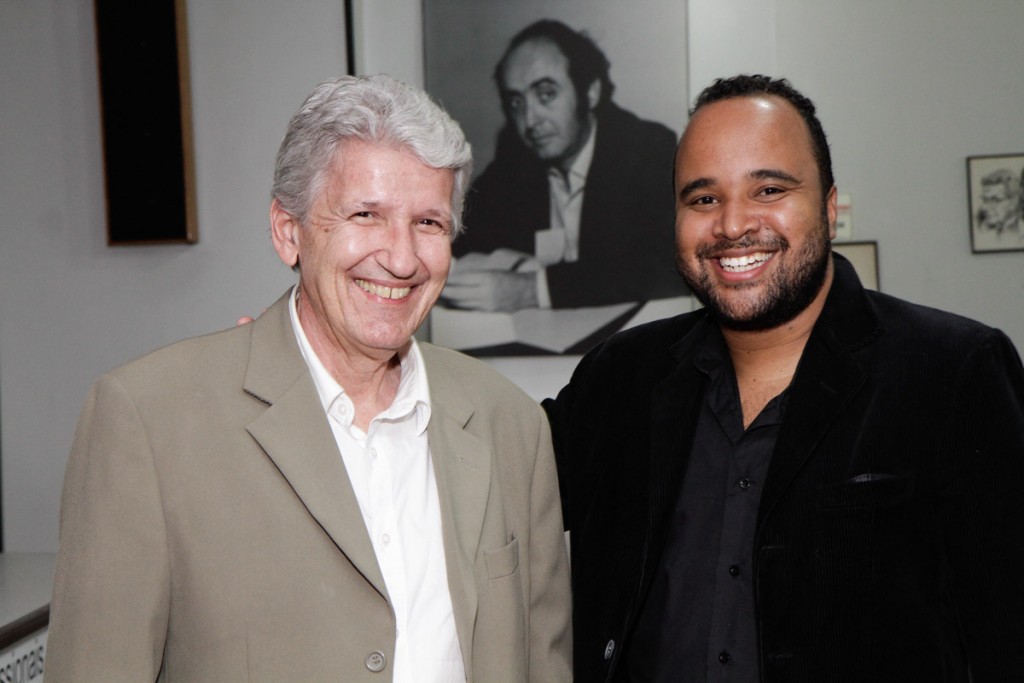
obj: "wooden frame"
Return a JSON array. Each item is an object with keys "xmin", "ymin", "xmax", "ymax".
[
  {"xmin": 344, "ymin": 0, "xmax": 358, "ymax": 75},
  {"xmin": 94, "ymin": 0, "xmax": 197, "ymax": 244},
  {"xmin": 966, "ymin": 154, "xmax": 1024, "ymax": 253},
  {"xmin": 833, "ymin": 240, "xmax": 880, "ymax": 291}
]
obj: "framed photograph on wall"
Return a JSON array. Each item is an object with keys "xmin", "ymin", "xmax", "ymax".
[
  {"xmin": 423, "ymin": 0, "xmax": 691, "ymax": 356},
  {"xmin": 967, "ymin": 153, "xmax": 1024, "ymax": 254},
  {"xmin": 833, "ymin": 240, "xmax": 880, "ymax": 291}
]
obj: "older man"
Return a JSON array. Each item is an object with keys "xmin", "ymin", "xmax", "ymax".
[{"xmin": 46, "ymin": 75, "xmax": 571, "ymax": 682}]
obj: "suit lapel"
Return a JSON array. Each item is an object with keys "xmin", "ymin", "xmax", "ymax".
[
  {"xmin": 758, "ymin": 336, "xmax": 866, "ymax": 524},
  {"xmin": 421, "ymin": 348, "xmax": 492, "ymax": 669},
  {"xmin": 243, "ymin": 294, "xmax": 388, "ymax": 598},
  {"xmin": 758, "ymin": 256, "xmax": 878, "ymax": 525}
]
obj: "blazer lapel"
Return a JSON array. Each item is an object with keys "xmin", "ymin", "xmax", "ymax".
[
  {"xmin": 758, "ymin": 256, "xmax": 878, "ymax": 525},
  {"xmin": 758, "ymin": 337, "xmax": 866, "ymax": 523},
  {"xmin": 243, "ymin": 294, "xmax": 388, "ymax": 598},
  {"xmin": 421, "ymin": 351, "xmax": 492, "ymax": 669}
]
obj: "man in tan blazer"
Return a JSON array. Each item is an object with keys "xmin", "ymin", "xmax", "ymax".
[{"xmin": 46, "ymin": 75, "xmax": 571, "ymax": 682}]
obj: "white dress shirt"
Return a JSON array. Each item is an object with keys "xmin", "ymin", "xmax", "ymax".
[
  {"xmin": 535, "ymin": 121, "xmax": 598, "ymax": 307},
  {"xmin": 289, "ymin": 288, "xmax": 465, "ymax": 682}
]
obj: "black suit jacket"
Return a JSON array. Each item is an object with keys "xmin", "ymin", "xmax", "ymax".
[
  {"xmin": 454, "ymin": 103, "xmax": 687, "ymax": 308},
  {"xmin": 545, "ymin": 255, "xmax": 1024, "ymax": 682}
]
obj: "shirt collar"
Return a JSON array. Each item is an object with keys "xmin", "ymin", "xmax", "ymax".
[
  {"xmin": 693, "ymin": 321, "xmax": 789, "ymax": 432},
  {"xmin": 547, "ymin": 119, "xmax": 598, "ymax": 192},
  {"xmin": 287, "ymin": 286, "xmax": 432, "ymax": 434}
]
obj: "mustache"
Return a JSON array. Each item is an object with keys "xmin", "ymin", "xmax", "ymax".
[{"xmin": 695, "ymin": 235, "xmax": 790, "ymax": 259}]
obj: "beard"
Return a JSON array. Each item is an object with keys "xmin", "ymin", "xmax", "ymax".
[{"xmin": 677, "ymin": 220, "xmax": 832, "ymax": 332}]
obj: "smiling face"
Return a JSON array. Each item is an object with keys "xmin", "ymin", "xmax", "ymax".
[
  {"xmin": 272, "ymin": 139, "xmax": 454, "ymax": 364},
  {"xmin": 498, "ymin": 38, "xmax": 595, "ymax": 170},
  {"xmin": 674, "ymin": 95, "xmax": 837, "ymax": 332}
]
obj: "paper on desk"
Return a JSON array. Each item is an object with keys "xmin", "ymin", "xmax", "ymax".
[
  {"xmin": 620, "ymin": 296, "xmax": 694, "ymax": 329},
  {"xmin": 431, "ymin": 302, "xmax": 635, "ymax": 353}
]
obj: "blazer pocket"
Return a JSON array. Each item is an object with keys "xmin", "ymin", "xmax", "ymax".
[
  {"xmin": 819, "ymin": 473, "xmax": 914, "ymax": 509},
  {"xmin": 483, "ymin": 538, "xmax": 520, "ymax": 580}
]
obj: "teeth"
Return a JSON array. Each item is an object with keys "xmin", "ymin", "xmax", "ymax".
[
  {"xmin": 356, "ymin": 280, "xmax": 411, "ymax": 300},
  {"xmin": 719, "ymin": 252, "xmax": 772, "ymax": 272}
]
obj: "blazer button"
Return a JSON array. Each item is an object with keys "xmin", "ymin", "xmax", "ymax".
[
  {"xmin": 604, "ymin": 639, "xmax": 615, "ymax": 660},
  {"xmin": 365, "ymin": 651, "xmax": 387, "ymax": 673}
]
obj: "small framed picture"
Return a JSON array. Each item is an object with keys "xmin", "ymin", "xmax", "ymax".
[
  {"xmin": 966, "ymin": 154, "xmax": 1024, "ymax": 253},
  {"xmin": 833, "ymin": 241, "xmax": 879, "ymax": 291}
]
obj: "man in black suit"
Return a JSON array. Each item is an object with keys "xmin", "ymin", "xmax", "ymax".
[
  {"xmin": 546, "ymin": 74, "xmax": 1024, "ymax": 681},
  {"xmin": 443, "ymin": 19, "xmax": 686, "ymax": 312}
]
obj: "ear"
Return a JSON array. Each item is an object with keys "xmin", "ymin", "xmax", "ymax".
[
  {"xmin": 825, "ymin": 186, "xmax": 838, "ymax": 240},
  {"xmin": 586, "ymin": 79, "xmax": 601, "ymax": 112},
  {"xmin": 270, "ymin": 198, "xmax": 301, "ymax": 268}
]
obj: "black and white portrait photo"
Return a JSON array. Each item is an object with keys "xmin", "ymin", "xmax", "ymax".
[
  {"xmin": 968, "ymin": 154, "xmax": 1024, "ymax": 254},
  {"xmin": 425, "ymin": 1, "xmax": 691, "ymax": 355}
]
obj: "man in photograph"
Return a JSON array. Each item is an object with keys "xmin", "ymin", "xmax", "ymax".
[
  {"xmin": 442, "ymin": 19, "xmax": 687, "ymax": 313},
  {"xmin": 46, "ymin": 74, "xmax": 571, "ymax": 682}
]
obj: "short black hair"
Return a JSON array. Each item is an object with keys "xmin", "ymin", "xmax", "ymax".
[
  {"xmin": 495, "ymin": 19, "xmax": 615, "ymax": 113},
  {"xmin": 692, "ymin": 74, "xmax": 834, "ymax": 198}
]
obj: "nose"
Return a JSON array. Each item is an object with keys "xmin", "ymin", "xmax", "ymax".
[
  {"xmin": 714, "ymin": 199, "xmax": 759, "ymax": 240},
  {"xmin": 380, "ymin": 224, "xmax": 419, "ymax": 279},
  {"xmin": 523, "ymin": 96, "xmax": 542, "ymax": 130}
]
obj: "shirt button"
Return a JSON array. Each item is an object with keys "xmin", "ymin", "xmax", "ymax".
[
  {"xmin": 729, "ymin": 565, "xmax": 740, "ymax": 577},
  {"xmin": 719, "ymin": 651, "xmax": 731, "ymax": 664},
  {"xmin": 604, "ymin": 639, "xmax": 615, "ymax": 660},
  {"xmin": 380, "ymin": 533, "xmax": 391, "ymax": 545},
  {"xmin": 365, "ymin": 651, "xmax": 387, "ymax": 672},
  {"xmin": 369, "ymin": 448, "xmax": 378, "ymax": 458},
  {"xmin": 738, "ymin": 477, "xmax": 751, "ymax": 490}
]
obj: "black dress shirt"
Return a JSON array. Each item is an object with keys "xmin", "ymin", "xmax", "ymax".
[{"xmin": 626, "ymin": 330, "xmax": 788, "ymax": 681}]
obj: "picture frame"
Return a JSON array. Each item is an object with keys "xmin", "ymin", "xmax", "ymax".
[
  {"xmin": 94, "ymin": 0, "xmax": 197, "ymax": 245},
  {"xmin": 966, "ymin": 153, "xmax": 1024, "ymax": 254},
  {"xmin": 422, "ymin": 0, "xmax": 690, "ymax": 356},
  {"xmin": 343, "ymin": 0, "xmax": 358, "ymax": 76},
  {"xmin": 833, "ymin": 240, "xmax": 880, "ymax": 291}
]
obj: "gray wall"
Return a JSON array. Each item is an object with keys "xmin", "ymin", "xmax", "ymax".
[
  {"xmin": 690, "ymin": 0, "xmax": 1024, "ymax": 349},
  {"xmin": 0, "ymin": 0, "xmax": 346, "ymax": 551},
  {"xmin": 2, "ymin": 0, "xmax": 1022, "ymax": 552}
]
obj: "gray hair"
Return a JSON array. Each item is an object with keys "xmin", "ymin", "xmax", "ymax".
[{"xmin": 272, "ymin": 74, "xmax": 473, "ymax": 238}]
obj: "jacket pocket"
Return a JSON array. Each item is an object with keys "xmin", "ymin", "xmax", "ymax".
[
  {"xmin": 819, "ymin": 473, "xmax": 914, "ymax": 509},
  {"xmin": 483, "ymin": 537, "xmax": 520, "ymax": 580}
]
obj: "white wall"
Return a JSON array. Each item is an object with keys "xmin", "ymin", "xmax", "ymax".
[
  {"xmin": 3, "ymin": 0, "xmax": 1023, "ymax": 552},
  {"xmin": 0, "ymin": 0, "xmax": 347, "ymax": 551},
  {"xmin": 688, "ymin": 0, "xmax": 1024, "ymax": 347}
]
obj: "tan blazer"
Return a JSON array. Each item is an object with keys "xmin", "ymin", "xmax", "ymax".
[{"xmin": 46, "ymin": 294, "xmax": 572, "ymax": 682}]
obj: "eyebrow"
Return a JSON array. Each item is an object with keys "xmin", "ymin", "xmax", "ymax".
[
  {"xmin": 678, "ymin": 177, "xmax": 713, "ymax": 199},
  {"xmin": 345, "ymin": 201, "xmax": 450, "ymax": 221},
  {"xmin": 677, "ymin": 168, "xmax": 802, "ymax": 200},
  {"xmin": 751, "ymin": 168, "xmax": 800, "ymax": 184},
  {"xmin": 501, "ymin": 77, "xmax": 559, "ymax": 99}
]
